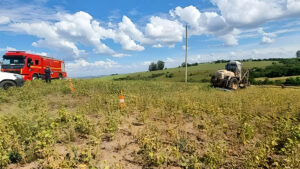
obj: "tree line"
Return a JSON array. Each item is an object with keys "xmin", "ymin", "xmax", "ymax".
[
  {"xmin": 250, "ymin": 58, "xmax": 300, "ymax": 79},
  {"xmin": 148, "ymin": 60, "xmax": 165, "ymax": 71},
  {"xmin": 250, "ymin": 57, "xmax": 300, "ymax": 85}
]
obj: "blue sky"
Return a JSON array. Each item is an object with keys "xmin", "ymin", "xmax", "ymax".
[{"xmin": 0, "ymin": 0, "xmax": 300, "ymax": 77}]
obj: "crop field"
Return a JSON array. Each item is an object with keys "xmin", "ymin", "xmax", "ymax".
[{"xmin": 0, "ymin": 79, "xmax": 299, "ymax": 169}]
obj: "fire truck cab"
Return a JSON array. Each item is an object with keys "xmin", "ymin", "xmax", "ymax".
[{"xmin": 1, "ymin": 51, "xmax": 67, "ymax": 81}]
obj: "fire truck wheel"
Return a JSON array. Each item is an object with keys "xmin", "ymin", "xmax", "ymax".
[
  {"xmin": 1, "ymin": 81, "xmax": 16, "ymax": 90},
  {"xmin": 32, "ymin": 74, "xmax": 39, "ymax": 80}
]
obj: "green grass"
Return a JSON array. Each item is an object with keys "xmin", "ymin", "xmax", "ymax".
[
  {"xmin": 102, "ymin": 61, "xmax": 276, "ymax": 82},
  {"xmin": 0, "ymin": 79, "xmax": 299, "ymax": 168}
]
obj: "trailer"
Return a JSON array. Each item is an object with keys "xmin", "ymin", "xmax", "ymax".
[{"xmin": 1, "ymin": 51, "xmax": 67, "ymax": 81}]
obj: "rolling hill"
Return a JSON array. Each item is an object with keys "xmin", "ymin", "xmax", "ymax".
[{"xmin": 102, "ymin": 60, "xmax": 276, "ymax": 83}]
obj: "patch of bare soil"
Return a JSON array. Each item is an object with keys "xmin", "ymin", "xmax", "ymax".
[
  {"xmin": 98, "ymin": 112, "xmax": 145, "ymax": 168},
  {"xmin": 45, "ymin": 94, "xmax": 90, "ymax": 112},
  {"xmin": 7, "ymin": 162, "xmax": 39, "ymax": 169}
]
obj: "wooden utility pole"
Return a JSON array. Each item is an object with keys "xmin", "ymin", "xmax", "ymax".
[{"xmin": 185, "ymin": 24, "xmax": 188, "ymax": 83}]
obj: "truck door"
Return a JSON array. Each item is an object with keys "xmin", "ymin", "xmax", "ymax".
[{"xmin": 26, "ymin": 58, "xmax": 33, "ymax": 68}]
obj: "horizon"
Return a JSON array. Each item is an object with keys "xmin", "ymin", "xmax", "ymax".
[{"xmin": 1, "ymin": 0, "xmax": 300, "ymax": 77}]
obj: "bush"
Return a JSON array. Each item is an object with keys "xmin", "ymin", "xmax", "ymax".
[
  {"xmin": 165, "ymin": 73, "xmax": 174, "ymax": 78},
  {"xmin": 181, "ymin": 62, "xmax": 199, "ymax": 67},
  {"xmin": 285, "ymin": 77, "xmax": 300, "ymax": 85}
]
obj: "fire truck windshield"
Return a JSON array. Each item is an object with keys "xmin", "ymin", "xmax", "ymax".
[{"xmin": 2, "ymin": 56, "xmax": 25, "ymax": 65}]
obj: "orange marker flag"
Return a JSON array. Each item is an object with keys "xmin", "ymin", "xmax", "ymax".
[
  {"xmin": 69, "ymin": 78, "xmax": 74, "ymax": 92},
  {"xmin": 120, "ymin": 89, "xmax": 126, "ymax": 108}
]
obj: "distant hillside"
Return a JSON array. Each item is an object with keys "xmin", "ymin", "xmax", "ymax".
[
  {"xmin": 101, "ymin": 60, "xmax": 275, "ymax": 83},
  {"xmin": 75, "ymin": 75, "xmax": 106, "ymax": 79}
]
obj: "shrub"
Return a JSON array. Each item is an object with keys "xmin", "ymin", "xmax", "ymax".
[
  {"xmin": 165, "ymin": 73, "xmax": 174, "ymax": 78},
  {"xmin": 284, "ymin": 77, "xmax": 300, "ymax": 85}
]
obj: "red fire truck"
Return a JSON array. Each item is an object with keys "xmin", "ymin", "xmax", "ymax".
[{"xmin": 1, "ymin": 51, "xmax": 67, "ymax": 81}]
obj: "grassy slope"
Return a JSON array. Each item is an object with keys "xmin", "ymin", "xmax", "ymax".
[
  {"xmin": 102, "ymin": 61, "xmax": 276, "ymax": 82},
  {"xmin": 0, "ymin": 79, "xmax": 299, "ymax": 168}
]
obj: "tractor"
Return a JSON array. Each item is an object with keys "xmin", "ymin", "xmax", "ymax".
[{"xmin": 210, "ymin": 61, "xmax": 250, "ymax": 90}]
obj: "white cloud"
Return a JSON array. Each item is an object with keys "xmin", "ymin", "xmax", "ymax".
[
  {"xmin": 55, "ymin": 11, "xmax": 115, "ymax": 55},
  {"xmin": 261, "ymin": 36, "xmax": 275, "ymax": 44},
  {"xmin": 170, "ymin": 6, "xmax": 201, "ymax": 29},
  {"xmin": 10, "ymin": 21, "xmax": 84, "ymax": 58},
  {"xmin": 212, "ymin": 0, "xmax": 300, "ymax": 27},
  {"xmin": 142, "ymin": 61, "xmax": 151, "ymax": 66},
  {"xmin": 6, "ymin": 11, "xmax": 147, "ymax": 58},
  {"xmin": 67, "ymin": 59, "xmax": 118, "ymax": 69},
  {"xmin": 1, "ymin": 1, "xmax": 300, "ymax": 62},
  {"xmin": 171, "ymin": 6, "xmax": 230, "ymax": 35},
  {"xmin": 258, "ymin": 28, "xmax": 276, "ymax": 44},
  {"xmin": 145, "ymin": 16, "xmax": 185, "ymax": 46},
  {"xmin": 110, "ymin": 16, "xmax": 145, "ymax": 52},
  {"xmin": 66, "ymin": 58, "xmax": 120, "ymax": 77},
  {"xmin": 191, "ymin": 44, "xmax": 299, "ymax": 62},
  {"xmin": 257, "ymin": 28, "xmax": 276, "ymax": 38},
  {"xmin": 220, "ymin": 29, "xmax": 240, "ymax": 46},
  {"xmin": 189, "ymin": 54, "xmax": 202, "ymax": 63},
  {"xmin": 0, "ymin": 2, "xmax": 62, "ymax": 23},
  {"xmin": 9, "ymin": 11, "xmax": 132, "ymax": 58},
  {"xmin": 171, "ymin": 2, "xmax": 300, "ymax": 46},
  {"xmin": 118, "ymin": 16, "xmax": 145, "ymax": 43},
  {"xmin": 0, "ymin": 46, "xmax": 16, "ymax": 52},
  {"xmin": 0, "ymin": 16, "xmax": 10, "ymax": 24},
  {"xmin": 152, "ymin": 44, "xmax": 163, "ymax": 48},
  {"xmin": 170, "ymin": 5, "xmax": 235, "ymax": 45},
  {"xmin": 287, "ymin": 0, "xmax": 300, "ymax": 14},
  {"xmin": 221, "ymin": 33, "xmax": 238, "ymax": 46},
  {"xmin": 114, "ymin": 32, "xmax": 145, "ymax": 51},
  {"xmin": 112, "ymin": 53, "xmax": 131, "ymax": 58},
  {"xmin": 165, "ymin": 57, "xmax": 175, "ymax": 63}
]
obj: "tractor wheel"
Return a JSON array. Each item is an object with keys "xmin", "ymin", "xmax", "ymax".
[
  {"xmin": 228, "ymin": 78, "xmax": 239, "ymax": 90},
  {"xmin": 210, "ymin": 76, "xmax": 217, "ymax": 87}
]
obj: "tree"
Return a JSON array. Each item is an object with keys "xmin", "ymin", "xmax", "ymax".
[
  {"xmin": 157, "ymin": 60, "xmax": 165, "ymax": 70},
  {"xmin": 148, "ymin": 62, "xmax": 157, "ymax": 71},
  {"xmin": 296, "ymin": 50, "xmax": 300, "ymax": 58}
]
